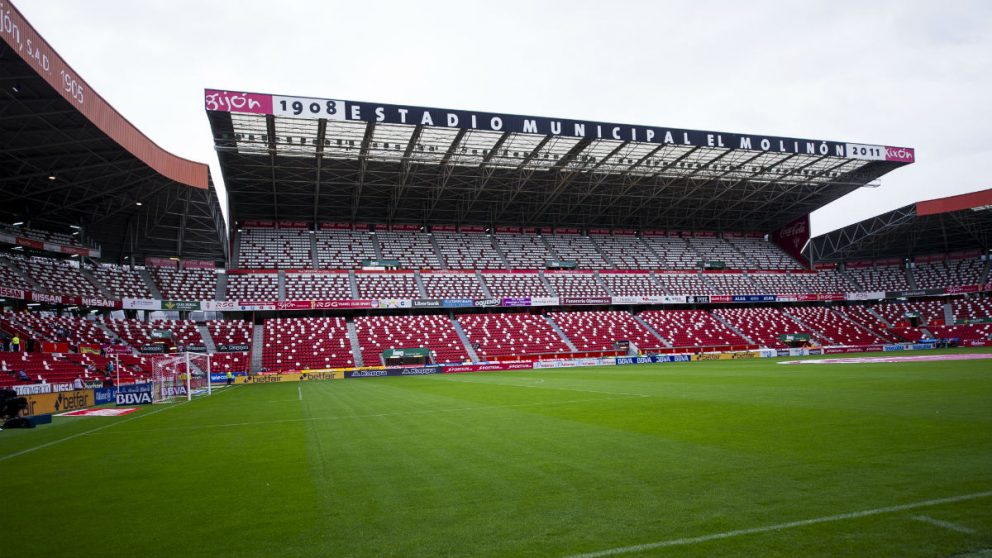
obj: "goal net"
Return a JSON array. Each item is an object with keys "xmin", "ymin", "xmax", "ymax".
[{"xmin": 151, "ymin": 352, "xmax": 212, "ymax": 403}]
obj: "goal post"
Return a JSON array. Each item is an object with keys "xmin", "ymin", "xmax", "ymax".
[{"xmin": 151, "ymin": 352, "xmax": 212, "ymax": 403}]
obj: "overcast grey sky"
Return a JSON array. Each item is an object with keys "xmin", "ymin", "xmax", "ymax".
[{"xmin": 14, "ymin": 0, "xmax": 992, "ymax": 236}]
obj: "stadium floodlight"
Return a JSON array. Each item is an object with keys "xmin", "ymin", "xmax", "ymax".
[
  {"xmin": 11, "ymin": 221, "xmax": 23, "ymax": 226},
  {"xmin": 151, "ymin": 352, "xmax": 212, "ymax": 403}
]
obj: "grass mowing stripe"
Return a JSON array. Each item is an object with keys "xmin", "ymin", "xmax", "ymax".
[
  {"xmin": 565, "ymin": 490, "xmax": 992, "ymax": 558},
  {"xmin": 82, "ymin": 393, "xmax": 640, "ymax": 435}
]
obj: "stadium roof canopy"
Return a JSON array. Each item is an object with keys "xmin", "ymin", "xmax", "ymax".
[
  {"xmin": 808, "ymin": 189, "xmax": 992, "ymax": 262},
  {"xmin": 0, "ymin": 2, "xmax": 227, "ymax": 263},
  {"xmin": 206, "ymin": 89, "xmax": 916, "ymax": 233}
]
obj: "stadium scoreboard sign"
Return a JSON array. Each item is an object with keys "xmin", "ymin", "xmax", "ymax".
[{"xmin": 205, "ymin": 89, "xmax": 915, "ymax": 163}]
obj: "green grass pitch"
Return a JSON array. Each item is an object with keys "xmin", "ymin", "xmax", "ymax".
[{"xmin": 3, "ymin": 351, "xmax": 991, "ymax": 557}]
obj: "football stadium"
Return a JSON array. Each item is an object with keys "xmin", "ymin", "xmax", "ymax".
[{"xmin": 2, "ymin": 2, "xmax": 991, "ymax": 557}]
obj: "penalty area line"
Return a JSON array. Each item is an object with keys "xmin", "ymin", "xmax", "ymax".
[{"xmin": 565, "ymin": 490, "xmax": 992, "ymax": 558}]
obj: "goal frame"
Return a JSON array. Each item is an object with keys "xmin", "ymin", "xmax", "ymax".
[{"xmin": 151, "ymin": 352, "xmax": 212, "ymax": 403}]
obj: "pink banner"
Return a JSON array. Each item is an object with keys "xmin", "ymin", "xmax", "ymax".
[
  {"xmin": 443, "ymin": 362, "xmax": 534, "ymax": 374},
  {"xmin": 204, "ymin": 90, "xmax": 273, "ymax": 114},
  {"xmin": 311, "ymin": 299, "xmax": 375, "ymax": 310},
  {"xmin": 884, "ymin": 146, "xmax": 915, "ymax": 163}
]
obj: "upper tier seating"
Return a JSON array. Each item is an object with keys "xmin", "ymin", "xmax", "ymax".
[
  {"xmin": 653, "ymin": 272, "xmax": 714, "ymax": 295},
  {"xmin": 913, "ymin": 258, "xmax": 985, "ymax": 289},
  {"xmin": 434, "ymin": 232, "xmax": 504, "ymax": 270},
  {"xmin": 714, "ymin": 307, "xmax": 822, "ymax": 349},
  {"xmin": 482, "ymin": 273, "xmax": 551, "ymax": 298},
  {"xmin": 684, "ymin": 237, "xmax": 750, "ymax": 269},
  {"xmin": 0, "ymin": 255, "xmax": 33, "ymax": 291},
  {"xmin": 548, "ymin": 310, "xmax": 663, "ymax": 351},
  {"xmin": 705, "ymin": 273, "xmax": 762, "ymax": 295},
  {"xmin": 787, "ymin": 307, "xmax": 890, "ymax": 346},
  {"xmin": 638, "ymin": 309, "xmax": 748, "ymax": 348},
  {"xmin": 724, "ymin": 237, "xmax": 803, "ymax": 270},
  {"xmin": 22, "ymin": 257, "xmax": 102, "ymax": 298},
  {"xmin": 237, "ymin": 228, "xmax": 313, "ymax": 269},
  {"xmin": 495, "ymin": 233, "xmax": 554, "ymax": 269},
  {"xmin": 91, "ymin": 264, "xmax": 152, "ymax": 299},
  {"xmin": 354, "ymin": 314, "xmax": 469, "ymax": 365},
  {"xmin": 458, "ymin": 313, "xmax": 570, "ymax": 359},
  {"xmin": 355, "ymin": 272, "xmax": 420, "ymax": 299},
  {"xmin": 748, "ymin": 273, "xmax": 803, "ymax": 294},
  {"xmin": 589, "ymin": 235, "xmax": 660, "ymax": 269},
  {"xmin": 226, "ymin": 273, "xmax": 278, "ymax": 301},
  {"xmin": 640, "ymin": 236, "xmax": 699, "ymax": 269},
  {"xmin": 845, "ymin": 265, "xmax": 910, "ymax": 291},
  {"xmin": 262, "ymin": 317, "xmax": 354, "ymax": 371},
  {"xmin": 0, "ymin": 224, "xmax": 89, "ymax": 247},
  {"xmin": 544, "ymin": 234, "xmax": 612, "ymax": 269},
  {"xmin": 545, "ymin": 273, "xmax": 608, "ymax": 298},
  {"xmin": 790, "ymin": 270, "xmax": 859, "ymax": 293},
  {"xmin": 315, "ymin": 230, "xmax": 375, "ymax": 269},
  {"xmin": 150, "ymin": 267, "xmax": 217, "ymax": 300},
  {"xmin": 284, "ymin": 272, "xmax": 352, "ymax": 300},
  {"xmin": 377, "ymin": 231, "xmax": 442, "ymax": 269},
  {"xmin": 599, "ymin": 272, "xmax": 667, "ymax": 296},
  {"xmin": 951, "ymin": 297, "xmax": 992, "ymax": 320},
  {"xmin": 421, "ymin": 272, "xmax": 485, "ymax": 299}
]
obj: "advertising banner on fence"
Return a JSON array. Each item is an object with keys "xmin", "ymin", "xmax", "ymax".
[
  {"xmin": 235, "ymin": 371, "xmax": 348, "ymax": 384},
  {"xmin": 501, "ymin": 297, "xmax": 531, "ymax": 307},
  {"xmin": 530, "ymin": 297, "xmax": 560, "ymax": 306},
  {"xmin": 123, "ymin": 298, "xmax": 161, "ymax": 310},
  {"xmin": 24, "ymin": 390, "xmax": 94, "ymax": 416},
  {"xmin": 614, "ymin": 354, "xmax": 692, "ymax": 365},
  {"xmin": 344, "ymin": 366, "xmax": 442, "ymax": 378},
  {"xmin": 216, "ymin": 343, "xmax": 250, "ymax": 352},
  {"xmin": 562, "ymin": 297, "xmax": 611, "ymax": 306},
  {"xmin": 162, "ymin": 300, "xmax": 201, "ymax": 311},
  {"xmin": 202, "ymin": 300, "xmax": 240, "ymax": 311},
  {"xmin": 115, "ymin": 389, "xmax": 153, "ymax": 406},
  {"xmin": 312, "ymin": 299, "xmax": 375, "ymax": 310},
  {"xmin": 442, "ymin": 362, "xmax": 534, "ymax": 373},
  {"xmin": 442, "ymin": 298, "xmax": 475, "ymax": 308},
  {"xmin": 695, "ymin": 351, "xmax": 758, "ymax": 361}
]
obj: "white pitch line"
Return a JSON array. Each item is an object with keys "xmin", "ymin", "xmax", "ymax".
[
  {"xmin": 0, "ymin": 384, "xmax": 241, "ymax": 462},
  {"xmin": 298, "ymin": 383, "xmax": 303, "ymax": 401},
  {"xmin": 912, "ymin": 515, "xmax": 977, "ymax": 534},
  {"xmin": 565, "ymin": 491, "xmax": 992, "ymax": 558},
  {"xmin": 0, "ymin": 401, "xmax": 181, "ymax": 462}
]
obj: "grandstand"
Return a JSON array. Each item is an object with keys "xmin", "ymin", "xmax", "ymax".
[{"xmin": 4, "ymin": 8, "xmax": 991, "ymax": 381}]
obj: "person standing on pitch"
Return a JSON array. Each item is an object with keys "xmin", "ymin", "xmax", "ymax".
[{"xmin": 226, "ymin": 371, "xmax": 233, "ymax": 385}]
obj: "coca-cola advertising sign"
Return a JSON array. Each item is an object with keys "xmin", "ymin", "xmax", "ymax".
[{"xmin": 772, "ymin": 214, "xmax": 810, "ymax": 267}]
